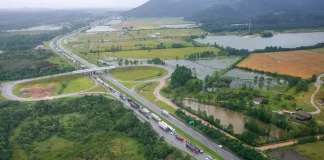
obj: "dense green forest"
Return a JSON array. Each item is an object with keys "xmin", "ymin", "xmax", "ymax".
[
  {"xmin": 186, "ymin": 0, "xmax": 324, "ymax": 32},
  {"xmin": 0, "ymin": 95, "xmax": 189, "ymax": 160},
  {"xmin": 0, "ymin": 32, "xmax": 75, "ymax": 82}
]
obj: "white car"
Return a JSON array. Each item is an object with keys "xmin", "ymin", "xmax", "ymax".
[
  {"xmin": 205, "ymin": 155, "xmax": 213, "ymax": 160},
  {"xmin": 218, "ymin": 145, "xmax": 223, "ymax": 148}
]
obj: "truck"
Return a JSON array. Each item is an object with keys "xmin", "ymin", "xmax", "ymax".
[
  {"xmin": 158, "ymin": 121, "xmax": 169, "ymax": 131},
  {"xmin": 186, "ymin": 141, "xmax": 199, "ymax": 153},
  {"xmin": 130, "ymin": 102, "xmax": 139, "ymax": 109},
  {"xmin": 103, "ymin": 83, "xmax": 109, "ymax": 88},
  {"xmin": 119, "ymin": 94, "xmax": 126, "ymax": 101},
  {"xmin": 96, "ymin": 78, "xmax": 104, "ymax": 84},
  {"xmin": 167, "ymin": 125, "xmax": 175, "ymax": 133},
  {"xmin": 151, "ymin": 113, "xmax": 161, "ymax": 122},
  {"xmin": 139, "ymin": 107, "xmax": 150, "ymax": 119},
  {"xmin": 161, "ymin": 110, "xmax": 169, "ymax": 117}
]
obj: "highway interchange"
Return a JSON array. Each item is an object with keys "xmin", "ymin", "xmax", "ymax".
[{"xmin": 1, "ymin": 17, "xmax": 242, "ymax": 160}]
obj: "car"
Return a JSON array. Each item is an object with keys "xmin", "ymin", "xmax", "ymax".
[
  {"xmin": 218, "ymin": 145, "xmax": 223, "ymax": 148},
  {"xmin": 205, "ymin": 155, "xmax": 213, "ymax": 160},
  {"xmin": 175, "ymin": 134, "xmax": 184, "ymax": 141}
]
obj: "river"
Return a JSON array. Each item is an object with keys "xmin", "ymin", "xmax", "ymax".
[
  {"xmin": 195, "ymin": 32, "xmax": 324, "ymax": 51},
  {"xmin": 183, "ymin": 100, "xmax": 282, "ymax": 136}
]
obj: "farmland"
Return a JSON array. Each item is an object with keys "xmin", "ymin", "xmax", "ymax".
[
  {"xmin": 108, "ymin": 66, "xmax": 168, "ymax": 81},
  {"xmin": 91, "ymin": 38, "xmax": 196, "ymax": 51},
  {"xmin": 237, "ymin": 51, "xmax": 324, "ymax": 78},
  {"xmin": 104, "ymin": 47, "xmax": 219, "ymax": 59},
  {"xmin": 14, "ymin": 75, "xmax": 95, "ymax": 98}
]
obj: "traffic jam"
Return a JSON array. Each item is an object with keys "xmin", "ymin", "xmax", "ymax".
[{"xmin": 50, "ymin": 32, "xmax": 213, "ymax": 160}]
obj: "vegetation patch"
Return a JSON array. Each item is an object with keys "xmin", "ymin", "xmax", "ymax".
[
  {"xmin": 14, "ymin": 75, "xmax": 95, "ymax": 98},
  {"xmin": 1, "ymin": 96, "xmax": 186, "ymax": 160},
  {"xmin": 237, "ymin": 51, "xmax": 324, "ymax": 78},
  {"xmin": 109, "ymin": 66, "xmax": 168, "ymax": 81},
  {"xmin": 311, "ymin": 48, "xmax": 324, "ymax": 54},
  {"xmin": 86, "ymin": 85, "xmax": 106, "ymax": 92},
  {"xmin": 105, "ymin": 47, "xmax": 219, "ymax": 59}
]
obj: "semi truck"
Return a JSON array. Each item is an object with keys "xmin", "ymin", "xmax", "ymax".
[
  {"xmin": 186, "ymin": 141, "xmax": 199, "ymax": 153},
  {"xmin": 161, "ymin": 110, "xmax": 169, "ymax": 117},
  {"xmin": 130, "ymin": 102, "xmax": 139, "ymax": 109},
  {"xmin": 139, "ymin": 107, "xmax": 150, "ymax": 119},
  {"xmin": 151, "ymin": 113, "xmax": 161, "ymax": 122},
  {"xmin": 158, "ymin": 121, "xmax": 169, "ymax": 131}
]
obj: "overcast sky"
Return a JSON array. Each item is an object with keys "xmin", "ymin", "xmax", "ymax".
[{"xmin": 0, "ymin": 0, "xmax": 148, "ymax": 9}]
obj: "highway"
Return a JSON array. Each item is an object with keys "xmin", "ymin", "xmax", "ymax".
[{"xmin": 54, "ymin": 19, "xmax": 242, "ymax": 160}]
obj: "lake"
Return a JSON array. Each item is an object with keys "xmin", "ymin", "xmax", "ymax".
[
  {"xmin": 195, "ymin": 32, "xmax": 324, "ymax": 51},
  {"xmin": 183, "ymin": 100, "xmax": 282, "ymax": 136}
]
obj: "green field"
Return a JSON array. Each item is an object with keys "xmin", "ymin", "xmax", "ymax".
[
  {"xmin": 135, "ymin": 82, "xmax": 177, "ymax": 114},
  {"xmin": 105, "ymin": 47, "xmax": 219, "ymax": 59},
  {"xmin": 311, "ymin": 48, "xmax": 324, "ymax": 54},
  {"xmin": 14, "ymin": 75, "xmax": 95, "ymax": 98},
  {"xmin": 86, "ymin": 85, "xmax": 106, "ymax": 92},
  {"xmin": 109, "ymin": 66, "xmax": 168, "ymax": 81},
  {"xmin": 91, "ymin": 38, "xmax": 196, "ymax": 51},
  {"xmin": 129, "ymin": 28, "xmax": 205, "ymax": 38},
  {"xmin": 120, "ymin": 81, "xmax": 139, "ymax": 89}
]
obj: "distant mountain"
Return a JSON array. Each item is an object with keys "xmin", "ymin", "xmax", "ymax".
[
  {"xmin": 123, "ymin": 0, "xmax": 239, "ymax": 18},
  {"xmin": 186, "ymin": 0, "xmax": 324, "ymax": 31}
]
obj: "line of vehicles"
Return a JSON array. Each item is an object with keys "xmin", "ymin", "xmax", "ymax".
[{"xmin": 50, "ymin": 18, "xmax": 214, "ymax": 160}]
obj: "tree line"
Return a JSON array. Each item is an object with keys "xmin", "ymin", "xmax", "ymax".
[{"xmin": 185, "ymin": 51, "xmax": 216, "ymax": 60}]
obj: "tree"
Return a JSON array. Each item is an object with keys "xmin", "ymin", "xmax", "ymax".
[{"xmin": 311, "ymin": 74, "xmax": 317, "ymax": 82}]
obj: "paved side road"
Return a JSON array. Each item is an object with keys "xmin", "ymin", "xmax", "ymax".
[
  {"xmin": 56, "ymin": 33, "xmax": 241, "ymax": 160},
  {"xmin": 310, "ymin": 73, "xmax": 324, "ymax": 115}
]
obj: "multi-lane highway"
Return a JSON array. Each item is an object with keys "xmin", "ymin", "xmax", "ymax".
[{"xmin": 54, "ymin": 18, "xmax": 241, "ymax": 160}]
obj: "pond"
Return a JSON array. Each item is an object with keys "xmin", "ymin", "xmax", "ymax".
[
  {"xmin": 183, "ymin": 100, "xmax": 283, "ymax": 136},
  {"xmin": 195, "ymin": 32, "xmax": 324, "ymax": 51}
]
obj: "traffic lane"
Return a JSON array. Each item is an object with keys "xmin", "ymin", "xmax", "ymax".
[
  {"xmin": 102, "ymin": 74, "xmax": 240, "ymax": 160},
  {"xmin": 114, "ymin": 93, "xmax": 208, "ymax": 160}
]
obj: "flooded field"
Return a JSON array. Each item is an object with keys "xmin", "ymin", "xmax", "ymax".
[
  {"xmin": 195, "ymin": 32, "xmax": 324, "ymax": 51},
  {"xmin": 86, "ymin": 26, "xmax": 118, "ymax": 32},
  {"xmin": 165, "ymin": 58, "xmax": 240, "ymax": 79},
  {"xmin": 268, "ymin": 149, "xmax": 308, "ymax": 160},
  {"xmin": 160, "ymin": 24, "xmax": 198, "ymax": 29},
  {"xmin": 183, "ymin": 100, "xmax": 282, "ymax": 136}
]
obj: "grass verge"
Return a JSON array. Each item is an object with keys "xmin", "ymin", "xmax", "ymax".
[{"xmin": 109, "ymin": 66, "xmax": 168, "ymax": 81}]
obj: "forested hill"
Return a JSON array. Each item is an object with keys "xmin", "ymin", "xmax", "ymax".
[
  {"xmin": 123, "ymin": 0, "xmax": 238, "ymax": 18},
  {"xmin": 185, "ymin": 0, "xmax": 324, "ymax": 32}
]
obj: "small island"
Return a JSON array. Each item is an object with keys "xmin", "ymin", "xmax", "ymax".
[{"xmin": 260, "ymin": 32, "xmax": 274, "ymax": 38}]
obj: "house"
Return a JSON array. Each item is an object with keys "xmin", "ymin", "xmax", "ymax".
[
  {"xmin": 0, "ymin": 50, "xmax": 3, "ymax": 54},
  {"xmin": 33, "ymin": 45, "xmax": 46, "ymax": 51},
  {"xmin": 253, "ymin": 97, "xmax": 263, "ymax": 105},
  {"xmin": 294, "ymin": 111, "xmax": 313, "ymax": 121}
]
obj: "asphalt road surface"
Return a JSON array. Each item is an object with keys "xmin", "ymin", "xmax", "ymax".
[{"xmin": 54, "ymin": 20, "xmax": 241, "ymax": 160}]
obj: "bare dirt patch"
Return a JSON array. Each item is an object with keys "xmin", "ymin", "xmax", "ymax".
[
  {"xmin": 18, "ymin": 83, "xmax": 56, "ymax": 98},
  {"xmin": 237, "ymin": 50, "xmax": 324, "ymax": 78}
]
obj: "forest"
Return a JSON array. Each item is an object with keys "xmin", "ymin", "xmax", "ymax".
[
  {"xmin": 0, "ymin": 33, "xmax": 75, "ymax": 82},
  {"xmin": 0, "ymin": 95, "xmax": 190, "ymax": 160}
]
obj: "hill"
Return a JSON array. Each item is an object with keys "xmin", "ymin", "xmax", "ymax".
[
  {"xmin": 123, "ymin": 0, "xmax": 239, "ymax": 18},
  {"xmin": 186, "ymin": 0, "xmax": 324, "ymax": 32}
]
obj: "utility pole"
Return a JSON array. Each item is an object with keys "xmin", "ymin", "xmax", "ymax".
[{"xmin": 248, "ymin": 19, "xmax": 252, "ymax": 33}]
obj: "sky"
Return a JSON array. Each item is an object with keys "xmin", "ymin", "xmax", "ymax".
[{"xmin": 0, "ymin": 0, "xmax": 149, "ymax": 9}]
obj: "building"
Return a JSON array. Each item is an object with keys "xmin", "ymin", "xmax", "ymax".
[
  {"xmin": 33, "ymin": 45, "xmax": 46, "ymax": 51},
  {"xmin": 0, "ymin": 50, "xmax": 3, "ymax": 54},
  {"xmin": 253, "ymin": 97, "xmax": 263, "ymax": 105},
  {"xmin": 294, "ymin": 111, "xmax": 313, "ymax": 121}
]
